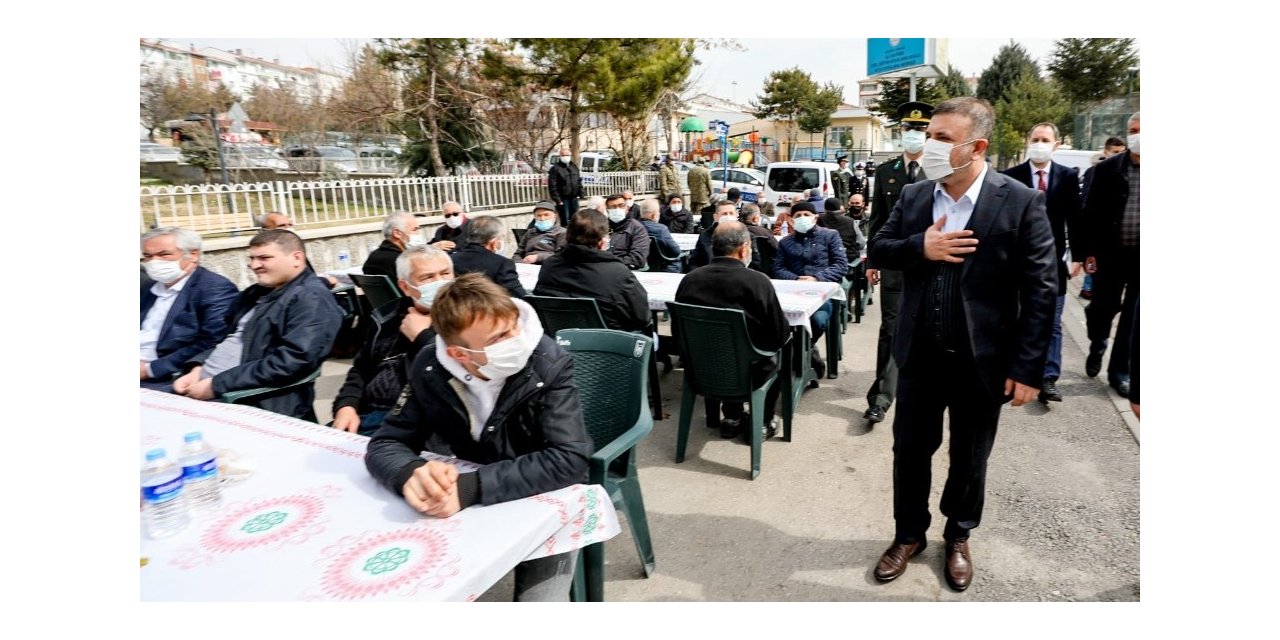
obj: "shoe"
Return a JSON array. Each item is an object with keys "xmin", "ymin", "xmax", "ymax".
[
  {"xmin": 1039, "ymin": 377, "xmax": 1062, "ymax": 403},
  {"xmin": 763, "ymin": 419, "xmax": 778, "ymax": 440},
  {"xmin": 810, "ymin": 348, "xmax": 826, "ymax": 379},
  {"xmin": 807, "ymin": 379, "xmax": 820, "ymax": 390},
  {"xmin": 1085, "ymin": 347, "xmax": 1104, "ymax": 378},
  {"xmin": 874, "ymin": 540, "xmax": 927, "ymax": 582},
  {"xmin": 944, "ymin": 538, "xmax": 973, "ymax": 591},
  {"xmin": 1109, "ymin": 376, "xmax": 1130, "ymax": 398},
  {"xmin": 719, "ymin": 418, "xmax": 742, "ymax": 439},
  {"xmin": 864, "ymin": 405, "xmax": 886, "ymax": 423}
]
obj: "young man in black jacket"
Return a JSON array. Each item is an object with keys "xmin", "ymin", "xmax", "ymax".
[{"xmin": 365, "ymin": 273, "xmax": 592, "ymax": 601}]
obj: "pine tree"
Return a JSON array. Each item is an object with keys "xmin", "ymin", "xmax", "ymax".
[{"xmin": 977, "ymin": 41, "xmax": 1041, "ymax": 105}]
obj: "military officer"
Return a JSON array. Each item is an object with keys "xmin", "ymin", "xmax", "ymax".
[
  {"xmin": 833, "ymin": 155, "xmax": 854, "ymax": 204},
  {"xmin": 863, "ymin": 101, "xmax": 933, "ymax": 425},
  {"xmin": 851, "ymin": 163, "xmax": 872, "ymax": 200}
]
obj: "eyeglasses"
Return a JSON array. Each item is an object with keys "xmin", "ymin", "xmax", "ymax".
[{"xmin": 443, "ymin": 212, "xmax": 461, "ymax": 218}]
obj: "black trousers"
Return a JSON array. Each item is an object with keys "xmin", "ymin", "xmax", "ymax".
[
  {"xmin": 555, "ymin": 198, "xmax": 579, "ymax": 228},
  {"xmin": 1085, "ymin": 246, "xmax": 1140, "ymax": 377},
  {"xmin": 704, "ymin": 358, "xmax": 782, "ymax": 426},
  {"xmin": 866, "ymin": 268, "xmax": 903, "ymax": 410},
  {"xmin": 892, "ymin": 340, "xmax": 1003, "ymax": 543}
]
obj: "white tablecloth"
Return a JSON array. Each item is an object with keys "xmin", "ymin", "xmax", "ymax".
[
  {"xmin": 670, "ymin": 233, "xmax": 699, "ymax": 252},
  {"xmin": 139, "ymin": 390, "xmax": 618, "ymax": 602},
  {"xmin": 518, "ymin": 263, "xmax": 844, "ymax": 328},
  {"xmin": 326, "ymin": 266, "xmax": 363, "ymax": 286}
]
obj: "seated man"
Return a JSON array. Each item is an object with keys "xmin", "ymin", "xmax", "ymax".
[
  {"xmin": 604, "ymin": 193, "xmax": 650, "ymax": 270},
  {"xmin": 660, "ymin": 194, "xmax": 696, "ymax": 234},
  {"xmin": 364, "ymin": 274, "xmax": 592, "ymax": 602},
  {"xmin": 173, "ymin": 229, "xmax": 345, "ymax": 421},
  {"xmin": 690, "ymin": 201, "xmax": 740, "ymax": 269},
  {"xmin": 140, "ymin": 227, "xmax": 239, "ymax": 388},
  {"xmin": 261, "ymin": 211, "xmax": 340, "ymax": 288},
  {"xmin": 534, "ymin": 209, "xmax": 650, "ymax": 333},
  {"xmin": 623, "ymin": 190, "xmax": 642, "ymax": 220},
  {"xmin": 332, "ymin": 245, "xmax": 453, "ymax": 436},
  {"xmin": 638, "ymin": 199, "xmax": 683, "ymax": 273},
  {"xmin": 818, "ymin": 197, "xmax": 865, "ymax": 264},
  {"xmin": 449, "ymin": 215, "xmax": 527, "ymax": 298},
  {"xmin": 674, "ymin": 222, "xmax": 789, "ymax": 440},
  {"xmin": 429, "ymin": 201, "xmax": 471, "ymax": 253},
  {"xmin": 773, "ymin": 201, "xmax": 848, "ymax": 381},
  {"xmin": 515, "ymin": 201, "xmax": 567, "ymax": 264},
  {"xmin": 365, "ymin": 211, "xmax": 426, "ymax": 279},
  {"xmin": 741, "ymin": 204, "xmax": 779, "ymax": 274}
]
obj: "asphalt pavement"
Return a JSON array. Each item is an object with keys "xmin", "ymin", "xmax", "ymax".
[{"xmin": 312, "ymin": 277, "xmax": 1140, "ymax": 602}]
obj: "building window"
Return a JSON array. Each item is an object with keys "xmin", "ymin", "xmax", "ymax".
[
  {"xmin": 860, "ymin": 82, "xmax": 878, "ymax": 93},
  {"xmin": 828, "ymin": 126, "xmax": 852, "ymax": 146}
]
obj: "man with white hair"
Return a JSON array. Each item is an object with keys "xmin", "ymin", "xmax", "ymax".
[
  {"xmin": 429, "ymin": 201, "xmax": 470, "ymax": 253},
  {"xmin": 449, "ymin": 215, "xmax": 527, "ymax": 298},
  {"xmin": 364, "ymin": 211, "xmax": 426, "ymax": 279},
  {"xmin": 140, "ymin": 227, "xmax": 239, "ymax": 388},
  {"xmin": 585, "ymin": 195, "xmax": 607, "ymax": 214}
]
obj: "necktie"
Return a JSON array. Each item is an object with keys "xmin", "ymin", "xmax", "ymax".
[
  {"xmin": 907, "ymin": 160, "xmax": 919, "ymax": 183},
  {"xmin": 1037, "ymin": 170, "xmax": 1047, "ymax": 192}
]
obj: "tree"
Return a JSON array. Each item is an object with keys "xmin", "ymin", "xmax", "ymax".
[
  {"xmin": 327, "ymin": 45, "xmax": 402, "ymax": 152},
  {"xmin": 752, "ymin": 68, "xmax": 842, "ymax": 153},
  {"xmin": 938, "ymin": 65, "xmax": 972, "ymax": 99},
  {"xmin": 868, "ymin": 77, "xmax": 947, "ymax": 124},
  {"xmin": 588, "ymin": 39, "xmax": 697, "ymax": 169},
  {"xmin": 244, "ymin": 82, "xmax": 318, "ymax": 138},
  {"xmin": 993, "ymin": 75, "xmax": 1069, "ymax": 168},
  {"xmin": 796, "ymin": 81, "xmax": 844, "ymax": 151},
  {"xmin": 1047, "ymin": 38, "xmax": 1139, "ymax": 107},
  {"xmin": 977, "ymin": 41, "xmax": 1041, "ymax": 105}
]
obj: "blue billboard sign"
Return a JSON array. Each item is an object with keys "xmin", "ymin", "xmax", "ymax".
[{"xmin": 867, "ymin": 38, "xmax": 928, "ymax": 76}]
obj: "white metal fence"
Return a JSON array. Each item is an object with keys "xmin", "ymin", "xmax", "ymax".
[{"xmin": 140, "ymin": 171, "xmax": 660, "ymax": 235}]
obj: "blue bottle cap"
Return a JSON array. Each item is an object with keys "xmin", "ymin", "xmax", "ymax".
[
  {"xmin": 146, "ymin": 448, "xmax": 165, "ymax": 461},
  {"xmin": 184, "ymin": 432, "xmax": 202, "ymax": 443}
]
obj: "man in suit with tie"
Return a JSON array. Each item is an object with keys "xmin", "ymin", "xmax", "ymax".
[
  {"xmin": 1001, "ymin": 122, "xmax": 1081, "ymax": 404},
  {"xmin": 140, "ymin": 227, "xmax": 240, "ymax": 389},
  {"xmin": 863, "ymin": 101, "xmax": 932, "ymax": 425},
  {"xmin": 869, "ymin": 97, "xmax": 1057, "ymax": 592}
]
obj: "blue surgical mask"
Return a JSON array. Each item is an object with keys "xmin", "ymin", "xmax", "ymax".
[
  {"xmin": 534, "ymin": 219, "xmax": 554, "ymax": 232},
  {"xmin": 793, "ymin": 216, "xmax": 816, "ymax": 234},
  {"xmin": 414, "ymin": 279, "xmax": 450, "ymax": 310}
]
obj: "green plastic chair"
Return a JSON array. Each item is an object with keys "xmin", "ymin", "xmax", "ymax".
[
  {"xmin": 349, "ymin": 273, "xmax": 403, "ymax": 312},
  {"xmin": 556, "ymin": 329, "xmax": 655, "ymax": 603},
  {"xmin": 220, "ymin": 367, "xmax": 322, "ymax": 405},
  {"xmin": 665, "ymin": 301, "xmax": 794, "ymax": 480}
]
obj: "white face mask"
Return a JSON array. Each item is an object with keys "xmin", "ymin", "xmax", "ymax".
[
  {"xmin": 624, "ymin": 199, "xmax": 634, "ymax": 209},
  {"xmin": 902, "ymin": 130, "xmax": 927, "ymax": 154},
  {"xmin": 491, "ymin": 241, "xmax": 506, "ymax": 255},
  {"xmin": 413, "ymin": 279, "xmax": 450, "ymax": 310},
  {"xmin": 405, "ymin": 230, "xmax": 428, "ymax": 248},
  {"xmin": 792, "ymin": 216, "xmax": 816, "ymax": 234},
  {"xmin": 444, "ymin": 215, "xmax": 463, "ymax": 229},
  {"xmin": 143, "ymin": 257, "xmax": 186, "ymax": 284},
  {"xmin": 854, "ymin": 170, "xmax": 865, "ymax": 178},
  {"xmin": 559, "ymin": 155, "xmax": 572, "ymax": 163},
  {"xmin": 669, "ymin": 204, "xmax": 683, "ymax": 213},
  {"xmin": 459, "ymin": 333, "xmax": 534, "ymax": 381},
  {"xmin": 1027, "ymin": 141, "xmax": 1054, "ymax": 164},
  {"xmin": 607, "ymin": 209, "xmax": 627, "ymax": 223},
  {"xmin": 719, "ymin": 214, "xmax": 737, "ymax": 225},
  {"xmin": 1126, "ymin": 133, "xmax": 1140, "ymax": 155},
  {"xmin": 921, "ymin": 137, "xmax": 977, "ymax": 181}
]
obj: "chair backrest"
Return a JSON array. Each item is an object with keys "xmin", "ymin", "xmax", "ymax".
[
  {"xmin": 666, "ymin": 301, "xmax": 767, "ymax": 398},
  {"xmin": 525, "ymin": 295, "xmax": 607, "ymax": 337},
  {"xmin": 350, "ymin": 273, "xmax": 403, "ymax": 310},
  {"xmin": 648, "ymin": 235, "xmax": 682, "ymax": 272},
  {"xmin": 555, "ymin": 329, "xmax": 653, "ymax": 451},
  {"xmin": 751, "ymin": 236, "xmax": 777, "ymax": 277},
  {"xmin": 512, "ymin": 226, "xmax": 528, "ymax": 246}
]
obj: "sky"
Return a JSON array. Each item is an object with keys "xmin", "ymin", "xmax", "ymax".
[{"xmin": 167, "ymin": 38, "xmax": 1074, "ymax": 106}]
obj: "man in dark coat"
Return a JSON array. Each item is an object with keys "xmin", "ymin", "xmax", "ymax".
[
  {"xmin": 773, "ymin": 200, "xmax": 847, "ymax": 381},
  {"xmin": 603, "ymin": 193, "xmax": 651, "ymax": 270},
  {"xmin": 514, "ymin": 201, "xmax": 567, "ymax": 264},
  {"xmin": 817, "ymin": 197, "xmax": 865, "ymax": 263},
  {"xmin": 173, "ymin": 229, "xmax": 345, "ymax": 421},
  {"xmin": 447, "ymin": 215, "xmax": 527, "ymax": 299},
  {"xmin": 429, "ymin": 201, "xmax": 471, "ymax": 253},
  {"xmin": 365, "ymin": 274, "xmax": 592, "ymax": 601},
  {"xmin": 660, "ymin": 194, "xmax": 697, "ymax": 234},
  {"xmin": 1078, "ymin": 112, "xmax": 1140, "ymax": 398},
  {"xmin": 548, "ymin": 147, "xmax": 583, "ymax": 227},
  {"xmin": 534, "ymin": 209, "xmax": 650, "ymax": 333},
  {"xmin": 638, "ymin": 198, "xmax": 683, "ymax": 273},
  {"xmin": 864, "ymin": 100, "xmax": 933, "ymax": 425},
  {"xmin": 675, "ymin": 222, "xmax": 790, "ymax": 440},
  {"xmin": 364, "ymin": 211, "xmax": 425, "ymax": 279},
  {"xmin": 868, "ymin": 97, "xmax": 1056, "ymax": 592},
  {"xmin": 1001, "ymin": 122, "xmax": 1081, "ymax": 403},
  {"xmin": 140, "ymin": 227, "xmax": 239, "ymax": 388}
]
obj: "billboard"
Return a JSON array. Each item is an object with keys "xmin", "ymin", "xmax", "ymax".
[{"xmin": 867, "ymin": 38, "xmax": 947, "ymax": 77}]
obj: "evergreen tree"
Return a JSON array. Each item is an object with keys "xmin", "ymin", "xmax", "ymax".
[
  {"xmin": 1047, "ymin": 38, "xmax": 1139, "ymax": 107},
  {"xmin": 977, "ymin": 41, "xmax": 1041, "ymax": 105}
]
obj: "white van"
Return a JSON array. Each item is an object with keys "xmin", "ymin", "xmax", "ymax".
[
  {"xmin": 1050, "ymin": 149, "xmax": 1101, "ymax": 175},
  {"xmin": 764, "ymin": 160, "xmax": 841, "ymax": 204}
]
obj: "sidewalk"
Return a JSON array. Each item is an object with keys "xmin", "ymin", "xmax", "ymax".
[{"xmin": 312, "ymin": 283, "xmax": 1140, "ymax": 602}]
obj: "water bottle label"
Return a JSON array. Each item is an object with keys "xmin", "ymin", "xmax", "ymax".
[
  {"xmin": 143, "ymin": 477, "xmax": 184, "ymax": 504},
  {"xmin": 182, "ymin": 459, "xmax": 218, "ymax": 483}
]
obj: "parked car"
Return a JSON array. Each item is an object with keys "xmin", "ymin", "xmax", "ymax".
[
  {"xmin": 356, "ymin": 146, "xmax": 401, "ymax": 174},
  {"xmin": 224, "ymin": 143, "xmax": 289, "ymax": 170},
  {"xmin": 285, "ymin": 145, "xmax": 360, "ymax": 173},
  {"xmin": 140, "ymin": 142, "xmax": 183, "ymax": 163},
  {"xmin": 708, "ymin": 166, "xmax": 767, "ymax": 202},
  {"xmin": 763, "ymin": 160, "xmax": 841, "ymax": 205}
]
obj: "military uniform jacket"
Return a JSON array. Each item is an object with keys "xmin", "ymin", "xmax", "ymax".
[
  {"xmin": 867, "ymin": 154, "xmax": 920, "ymax": 268},
  {"xmin": 832, "ymin": 169, "xmax": 853, "ymax": 203}
]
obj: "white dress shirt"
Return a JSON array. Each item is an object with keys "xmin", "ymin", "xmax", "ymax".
[
  {"xmin": 1030, "ymin": 160, "xmax": 1053, "ymax": 192},
  {"xmin": 931, "ymin": 163, "xmax": 989, "ymax": 233},
  {"xmin": 140, "ymin": 271, "xmax": 192, "ymax": 374}
]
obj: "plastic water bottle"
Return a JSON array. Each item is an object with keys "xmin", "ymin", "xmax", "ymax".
[
  {"xmin": 337, "ymin": 248, "xmax": 351, "ymax": 269},
  {"xmin": 180, "ymin": 432, "xmax": 223, "ymax": 515},
  {"xmin": 141, "ymin": 448, "xmax": 190, "ymax": 539},
  {"xmin": 780, "ymin": 220, "xmax": 790, "ymax": 235}
]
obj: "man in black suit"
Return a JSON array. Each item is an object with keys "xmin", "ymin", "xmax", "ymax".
[
  {"xmin": 1001, "ymin": 122, "xmax": 1081, "ymax": 403},
  {"xmin": 869, "ymin": 97, "xmax": 1057, "ymax": 592},
  {"xmin": 364, "ymin": 212, "xmax": 425, "ymax": 279},
  {"xmin": 1078, "ymin": 112, "xmax": 1140, "ymax": 398},
  {"xmin": 864, "ymin": 101, "xmax": 933, "ymax": 425},
  {"xmin": 675, "ymin": 221, "xmax": 789, "ymax": 440},
  {"xmin": 446, "ymin": 215, "xmax": 527, "ymax": 299}
]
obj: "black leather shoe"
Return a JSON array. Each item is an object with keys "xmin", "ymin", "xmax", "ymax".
[
  {"xmin": 811, "ymin": 348, "xmax": 826, "ymax": 379},
  {"xmin": 1109, "ymin": 376, "xmax": 1130, "ymax": 398},
  {"xmin": 864, "ymin": 405, "xmax": 886, "ymax": 423},
  {"xmin": 944, "ymin": 538, "xmax": 973, "ymax": 591},
  {"xmin": 1085, "ymin": 348, "xmax": 1104, "ymax": 378},
  {"xmin": 1039, "ymin": 377, "xmax": 1062, "ymax": 403},
  {"xmin": 874, "ymin": 540, "xmax": 927, "ymax": 582},
  {"xmin": 719, "ymin": 418, "xmax": 742, "ymax": 439}
]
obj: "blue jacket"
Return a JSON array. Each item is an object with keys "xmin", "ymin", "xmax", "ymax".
[
  {"xmin": 773, "ymin": 226, "xmax": 848, "ymax": 282},
  {"xmin": 140, "ymin": 266, "xmax": 239, "ymax": 382},
  {"xmin": 640, "ymin": 218, "xmax": 682, "ymax": 273}
]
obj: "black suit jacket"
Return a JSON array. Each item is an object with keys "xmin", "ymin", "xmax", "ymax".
[
  {"xmin": 869, "ymin": 169, "xmax": 1057, "ymax": 398},
  {"xmin": 449, "ymin": 243, "xmax": 527, "ymax": 298},
  {"xmin": 140, "ymin": 266, "xmax": 240, "ymax": 381},
  {"xmin": 1001, "ymin": 160, "xmax": 1080, "ymax": 293},
  {"xmin": 1077, "ymin": 150, "xmax": 1136, "ymax": 261},
  {"xmin": 362, "ymin": 240, "xmax": 402, "ymax": 279},
  {"xmin": 675, "ymin": 257, "xmax": 789, "ymax": 353}
]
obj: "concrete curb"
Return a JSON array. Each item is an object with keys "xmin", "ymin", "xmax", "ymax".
[{"xmin": 1062, "ymin": 280, "xmax": 1140, "ymax": 444}]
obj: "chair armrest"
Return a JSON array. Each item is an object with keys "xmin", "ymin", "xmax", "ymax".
[
  {"xmin": 588, "ymin": 418, "xmax": 653, "ymax": 481},
  {"xmin": 221, "ymin": 369, "xmax": 321, "ymax": 404}
]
